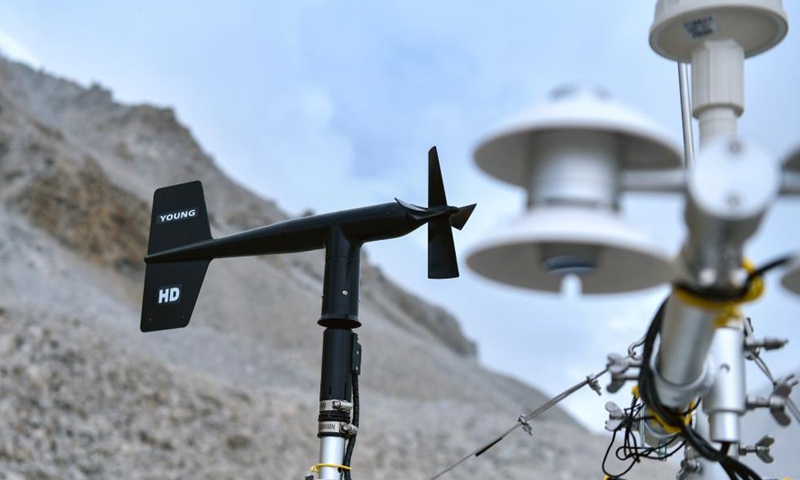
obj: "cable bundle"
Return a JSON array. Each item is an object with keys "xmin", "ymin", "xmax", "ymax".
[{"xmin": 601, "ymin": 391, "xmax": 686, "ymax": 479}]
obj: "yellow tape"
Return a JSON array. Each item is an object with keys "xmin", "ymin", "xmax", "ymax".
[
  {"xmin": 673, "ymin": 259, "xmax": 764, "ymax": 329},
  {"xmin": 310, "ymin": 463, "xmax": 352, "ymax": 473},
  {"xmin": 632, "ymin": 384, "xmax": 694, "ymax": 434}
]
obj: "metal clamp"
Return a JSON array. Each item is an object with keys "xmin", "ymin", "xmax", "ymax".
[
  {"xmin": 606, "ymin": 353, "xmax": 641, "ymax": 393},
  {"xmin": 517, "ymin": 415, "xmax": 533, "ymax": 436},
  {"xmin": 318, "ymin": 420, "xmax": 358, "ymax": 437},
  {"xmin": 319, "ymin": 399, "xmax": 354, "ymax": 413}
]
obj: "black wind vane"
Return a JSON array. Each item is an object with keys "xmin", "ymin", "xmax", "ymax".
[{"xmin": 140, "ymin": 146, "xmax": 475, "ymax": 480}]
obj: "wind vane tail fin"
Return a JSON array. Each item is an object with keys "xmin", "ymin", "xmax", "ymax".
[{"xmin": 141, "ymin": 181, "xmax": 212, "ymax": 332}]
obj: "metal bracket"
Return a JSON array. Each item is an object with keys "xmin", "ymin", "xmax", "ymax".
[{"xmin": 606, "ymin": 353, "xmax": 641, "ymax": 393}]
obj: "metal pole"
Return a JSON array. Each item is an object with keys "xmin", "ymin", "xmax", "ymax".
[
  {"xmin": 685, "ymin": 412, "xmax": 731, "ymax": 480},
  {"xmin": 315, "ymin": 328, "xmax": 359, "ymax": 479},
  {"xmin": 317, "ymin": 437, "xmax": 348, "ymax": 480},
  {"xmin": 678, "ymin": 62, "xmax": 695, "ymax": 168}
]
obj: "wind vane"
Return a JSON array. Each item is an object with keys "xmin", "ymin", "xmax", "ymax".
[{"xmin": 140, "ymin": 147, "xmax": 475, "ymax": 480}]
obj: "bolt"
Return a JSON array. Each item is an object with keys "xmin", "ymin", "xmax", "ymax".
[
  {"xmin": 342, "ymin": 290, "xmax": 348, "ymax": 296},
  {"xmin": 729, "ymin": 268, "xmax": 748, "ymax": 288},
  {"xmin": 698, "ymin": 268, "xmax": 717, "ymax": 287}
]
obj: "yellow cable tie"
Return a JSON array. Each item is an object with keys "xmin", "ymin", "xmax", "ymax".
[
  {"xmin": 673, "ymin": 258, "xmax": 765, "ymax": 319},
  {"xmin": 633, "ymin": 383, "xmax": 694, "ymax": 434},
  {"xmin": 310, "ymin": 463, "xmax": 352, "ymax": 474}
]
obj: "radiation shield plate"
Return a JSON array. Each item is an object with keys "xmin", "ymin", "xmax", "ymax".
[
  {"xmin": 649, "ymin": 0, "xmax": 788, "ymax": 62},
  {"xmin": 474, "ymin": 84, "xmax": 683, "ymax": 188},
  {"xmin": 466, "ymin": 208, "xmax": 675, "ymax": 294}
]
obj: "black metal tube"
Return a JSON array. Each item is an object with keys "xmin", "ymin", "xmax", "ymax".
[
  {"xmin": 319, "ymin": 328, "xmax": 356, "ymax": 402},
  {"xmin": 319, "ymin": 227, "xmax": 362, "ymax": 328}
]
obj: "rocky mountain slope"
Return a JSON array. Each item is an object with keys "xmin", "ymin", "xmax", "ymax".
[{"xmin": 0, "ymin": 57, "xmax": 675, "ymax": 479}]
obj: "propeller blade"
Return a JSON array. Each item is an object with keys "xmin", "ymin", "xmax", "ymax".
[
  {"xmin": 449, "ymin": 204, "xmax": 476, "ymax": 230},
  {"xmin": 429, "ymin": 146, "xmax": 448, "ymax": 208},
  {"xmin": 428, "ymin": 216, "xmax": 459, "ymax": 279}
]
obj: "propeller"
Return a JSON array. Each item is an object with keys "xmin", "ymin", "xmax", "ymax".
[{"xmin": 396, "ymin": 146, "xmax": 476, "ymax": 279}]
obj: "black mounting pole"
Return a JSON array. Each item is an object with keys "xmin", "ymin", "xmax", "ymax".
[
  {"xmin": 319, "ymin": 227, "xmax": 362, "ymax": 329},
  {"xmin": 315, "ymin": 227, "xmax": 363, "ymax": 479}
]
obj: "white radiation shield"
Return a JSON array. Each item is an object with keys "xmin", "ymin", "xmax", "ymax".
[
  {"xmin": 467, "ymin": 208, "xmax": 675, "ymax": 294},
  {"xmin": 468, "ymin": 84, "xmax": 681, "ymax": 294}
]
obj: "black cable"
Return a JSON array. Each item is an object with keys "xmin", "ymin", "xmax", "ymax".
[
  {"xmin": 602, "ymin": 389, "xmax": 686, "ymax": 478},
  {"xmin": 342, "ymin": 373, "xmax": 359, "ymax": 480},
  {"xmin": 637, "ymin": 298, "xmax": 764, "ymax": 480},
  {"xmin": 603, "ymin": 395, "xmax": 638, "ymax": 478},
  {"xmin": 675, "ymin": 254, "xmax": 794, "ymax": 302},
  {"xmin": 746, "ymin": 254, "xmax": 793, "ymax": 281},
  {"xmin": 602, "ymin": 428, "xmax": 638, "ymax": 479}
]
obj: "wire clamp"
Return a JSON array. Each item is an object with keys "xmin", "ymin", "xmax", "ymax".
[
  {"xmin": 517, "ymin": 415, "xmax": 533, "ymax": 436},
  {"xmin": 587, "ymin": 373, "xmax": 602, "ymax": 396}
]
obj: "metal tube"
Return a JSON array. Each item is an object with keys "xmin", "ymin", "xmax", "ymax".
[
  {"xmin": 703, "ymin": 326, "xmax": 746, "ymax": 443},
  {"xmin": 316, "ymin": 328, "xmax": 358, "ymax": 478},
  {"xmin": 691, "ymin": 39, "xmax": 744, "ymax": 148},
  {"xmin": 678, "ymin": 62, "xmax": 695, "ymax": 168},
  {"xmin": 317, "ymin": 437, "xmax": 347, "ymax": 480},
  {"xmin": 527, "ymin": 131, "xmax": 620, "ymax": 209},
  {"xmin": 621, "ymin": 169, "xmax": 686, "ymax": 193},
  {"xmin": 655, "ymin": 295, "xmax": 717, "ymax": 407},
  {"xmin": 696, "ymin": 107, "xmax": 738, "ymax": 147}
]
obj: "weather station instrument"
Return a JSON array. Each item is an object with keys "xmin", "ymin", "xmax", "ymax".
[
  {"xmin": 462, "ymin": 0, "xmax": 799, "ymax": 479},
  {"xmin": 138, "ymin": 147, "xmax": 475, "ymax": 480}
]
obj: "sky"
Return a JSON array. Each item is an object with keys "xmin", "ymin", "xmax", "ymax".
[{"xmin": 0, "ymin": 0, "xmax": 799, "ymax": 436}]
